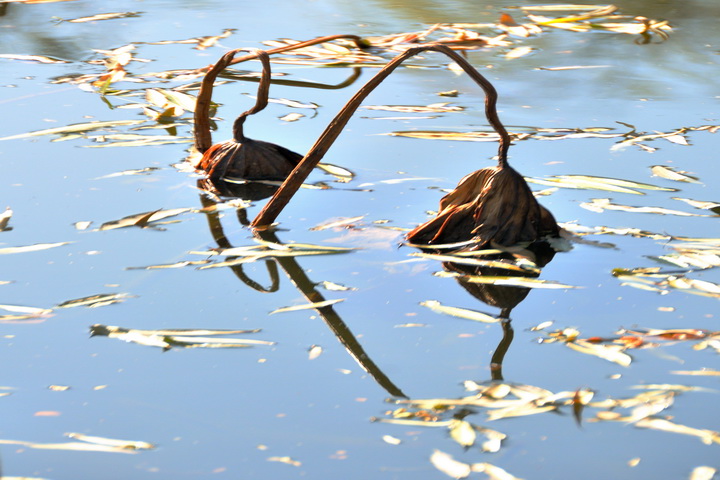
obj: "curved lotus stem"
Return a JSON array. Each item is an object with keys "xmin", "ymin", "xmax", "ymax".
[
  {"xmin": 193, "ymin": 48, "xmax": 271, "ymax": 153},
  {"xmin": 251, "ymin": 43, "xmax": 511, "ymax": 228}
]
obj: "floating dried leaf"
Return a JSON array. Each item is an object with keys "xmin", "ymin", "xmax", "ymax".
[
  {"xmin": 310, "ymin": 215, "xmax": 366, "ymax": 231},
  {"xmin": 0, "ymin": 242, "xmax": 71, "ymax": 255},
  {"xmin": 0, "ymin": 207, "xmax": 12, "ymax": 231},
  {"xmin": 580, "ymin": 198, "xmax": 705, "ymax": 217},
  {"xmin": 420, "ymin": 300, "xmax": 499, "ymax": 323},
  {"xmin": 382, "ymin": 435, "xmax": 402, "ymax": 445},
  {"xmin": 0, "ymin": 54, "xmax": 69, "ymax": 64},
  {"xmin": 471, "ymin": 462, "xmax": 523, "ymax": 480},
  {"xmin": 430, "ymin": 450, "xmax": 471, "ymax": 479},
  {"xmin": 0, "ymin": 120, "xmax": 145, "ymax": 142},
  {"xmin": 308, "ymin": 345, "xmax": 323, "ymax": 360},
  {"xmin": 651, "ymin": 165, "xmax": 701, "ymax": 183},
  {"xmin": 363, "ymin": 103, "xmax": 463, "ymax": 113},
  {"xmin": 99, "ymin": 208, "xmax": 190, "ymax": 230},
  {"xmin": 566, "ymin": 340, "xmax": 632, "ymax": 366},
  {"xmin": 271, "ymin": 299, "xmax": 344, "ymax": 314},
  {"xmin": 267, "ymin": 456, "xmax": 301, "ymax": 467},
  {"xmin": 435, "ymin": 271, "xmax": 578, "ymax": 289},
  {"xmin": 65, "ymin": 433, "xmax": 154, "ymax": 451},
  {"xmin": 690, "ymin": 466, "xmax": 717, "ymax": 480},
  {"xmin": 66, "ymin": 11, "xmax": 142, "ymax": 23},
  {"xmin": 56, "ymin": 293, "xmax": 132, "ymax": 309}
]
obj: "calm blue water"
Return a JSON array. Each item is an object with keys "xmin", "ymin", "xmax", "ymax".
[{"xmin": 1, "ymin": 1, "xmax": 719, "ymax": 478}]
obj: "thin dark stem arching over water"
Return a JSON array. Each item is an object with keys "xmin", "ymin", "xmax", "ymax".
[
  {"xmin": 194, "ymin": 48, "xmax": 271, "ymax": 154},
  {"xmin": 251, "ymin": 43, "xmax": 511, "ymax": 229}
]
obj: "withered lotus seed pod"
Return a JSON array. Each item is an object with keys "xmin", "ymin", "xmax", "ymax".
[{"xmin": 194, "ymin": 48, "xmax": 302, "ymax": 190}]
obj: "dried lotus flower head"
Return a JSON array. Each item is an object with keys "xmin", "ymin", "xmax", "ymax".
[{"xmin": 193, "ymin": 48, "xmax": 302, "ymax": 194}]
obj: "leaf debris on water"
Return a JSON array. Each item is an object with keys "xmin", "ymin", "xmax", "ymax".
[
  {"xmin": 0, "ymin": 242, "xmax": 71, "ymax": 255},
  {"xmin": 420, "ymin": 300, "xmax": 499, "ymax": 323},
  {"xmin": 56, "ymin": 293, "xmax": 133, "ymax": 309},
  {"xmin": 0, "ymin": 207, "xmax": 12, "ymax": 231},
  {"xmin": 271, "ymin": 299, "xmax": 345, "ymax": 315},
  {"xmin": 90, "ymin": 324, "xmax": 273, "ymax": 351}
]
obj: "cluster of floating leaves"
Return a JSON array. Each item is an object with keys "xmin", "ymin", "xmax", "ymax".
[
  {"xmin": 387, "ymin": 123, "xmax": 717, "ymax": 154},
  {"xmin": 376, "ymin": 374, "xmax": 719, "ymax": 478}
]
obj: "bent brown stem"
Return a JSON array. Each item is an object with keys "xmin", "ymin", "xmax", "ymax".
[
  {"xmin": 251, "ymin": 43, "xmax": 510, "ymax": 229},
  {"xmin": 193, "ymin": 48, "xmax": 271, "ymax": 154}
]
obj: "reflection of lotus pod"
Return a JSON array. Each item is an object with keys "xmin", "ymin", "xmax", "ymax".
[{"xmin": 407, "ymin": 165, "xmax": 559, "ymax": 248}]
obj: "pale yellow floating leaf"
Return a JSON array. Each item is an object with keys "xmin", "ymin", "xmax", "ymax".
[
  {"xmin": 279, "ymin": 112, "xmax": 304, "ymax": 122},
  {"xmin": 635, "ymin": 418, "xmax": 720, "ymax": 445},
  {"xmin": 57, "ymin": 293, "xmax": 132, "ymax": 308},
  {"xmin": 628, "ymin": 458, "xmax": 641, "ymax": 467},
  {"xmin": 0, "ymin": 242, "xmax": 71, "ymax": 255},
  {"xmin": 385, "ymin": 130, "xmax": 503, "ymax": 142},
  {"xmin": 127, "ymin": 260, "xmax": 211, "ymax": 270},
  {"xmin": 471, "ymin": 462, "xmax": 523, "ymax": 480},
  {"xmin": 651, "ymin": 165, "xmax": 701, "ymax": 183},
  {"xmin": 505, "ymin": 46, "xmax": 534, "ymax": 59},
  {"xmin": 310, "ymin": 215, "xmax": 366, "ymax": 231},
  {"xmin": 66, "ymin": 11, "xmax": 142, "ymax": 23},
  {"xmin": 671, "ymin": 369, "xmax": 720, "ymax": 376},
  {"xmin": 48, "ymin": 385, "xmax": 70, "ymax": 391},
  {"xmin": 672, "ymin": 197, "xmax": 720, "ymax": 211},
  {"xmin": 435, "ymin": 271, "xmax": 579, "ymax": 289},
  {"xmin": 308, "ymin": 345, "xmax": 323, "ymax": 360},
  {"xmin": 270, "ymin": 298, "xmax": 345, "ymax": 314},
  {"xmin": 65, "ymin": 433, "xmax": 155, "ymax": 451},
  {"xmin": 580, "ymin": 198, "xmax": 705, "ymax": 217},
  {"xmin": 362, "ymin": 103, "xmax": 463, "ymax": 113},
  {"xmin": 94, "ymin": 168, "xmax": 160, "ymax": 180},
  {"xmin": 566, "ymin": 340, "xmax": 632, "ymax": 367},
  {"xmin": 449, "ymin": 419, "xmax": 476, "ymax": 448},
  {"xmin": 317, "ymin": 162, "xmax": 354, "ymax": 180},
  {"xmin": 536, "ymin": 65, "xmax": 610, "ymax": 71},
  {"xmin": 420, "ymin": 300, "xmax": 499, "ymax": 323},
  {"xmin": 0, "ymin": 438, "xmax": 136, "ymax": 454},
  {"xmin": 530, "ymin": 320, "xmax": 554, "ymax": 331},
  {"xmin": 690, "ymin": 466, "xmax": 717, "ymax": 480},
  {"xmin": 317, "ymin": 281, "xmax": 357, "ymax": 292},
  {"xmin": 0, "ymin": 120, "xmax": 145, "ymax": 141},
  {"xmin": 0, "ymin": 54, "xmax": 69, "ymax": 64},
  {"xmin": 195, "ymin": 28, "xmax": 236, "ymax": 50},
  {"xmin": 0, "ymin": 207, "xmax": 12, "ymax": 231},
  {"xmin": 486, "ymin": 403, "xmax": 557, "ymax": 421},
  {"xmin": 84, "ymin": 137, "xmax": 191, "ymax": 148},
  {"xmin": 267, "ymin": 456, "xmax": 301, "ymax": 467},
  {"xmin": 520, "ymin": 5, "xmax": 612, "ymax": 12},
  {"xmin": 261, "ymin": 97, "xmax": 318, "ymax": 109},
  {"xmin": 73, "ymin": 221, "xmax": 92, "ymax": 230},
  {"xmin": 382, "ymin": 435, "xmax": 402, "ymax": 445},
  {"xmin": 99, "ymin": 207, "xmax": 190, "ymax": 230},
  {"xmin": 412, "ymin": 252, "xmax": 539, "ymax": 273},
  {"xmin": 430, "ymin": 450, "xmax": 471, "ymax": 479}
]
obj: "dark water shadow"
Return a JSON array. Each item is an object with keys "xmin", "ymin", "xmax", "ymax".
[
  {"xmin": 198, "ymin": 180, "xmax": 407, "ymax": 398},
  {"xmin": 439, "ymin": 242, "xmax": 557, "ymax": 382}
]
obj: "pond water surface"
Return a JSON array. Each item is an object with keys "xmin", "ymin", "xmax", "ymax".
[{"xmin": 1, "ymin": 1, "xmax": 719, "ymax": 479}]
